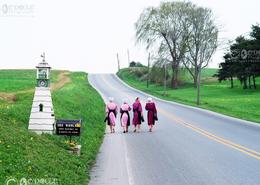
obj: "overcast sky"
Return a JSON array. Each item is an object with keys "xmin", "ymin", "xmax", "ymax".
[{"xmin": 0, "ymin": 0, "xmax": 259, "ymax": 73}]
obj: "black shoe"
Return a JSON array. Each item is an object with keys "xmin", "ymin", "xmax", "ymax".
[{"xmin": 123, "ymin": 131, "xmax": 126, "ymax": 133}]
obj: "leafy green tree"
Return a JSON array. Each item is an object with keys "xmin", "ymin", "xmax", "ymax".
[
  {"xmin": 215, "ymin": 24, "xmax": 260, "ymax": 89},
  {"xmin": 251, "ymin": 24, "xmax": 260, "ymax": 41},
  {"xmin": 129, "ymin": 61, "xmax": 137, "ymax": 67},
  {"xmin": 214, "ymin": 53, "xmax": 236, "ymax": 88},
  {"xmin": 129, "ymin": 61, "xmax": 144, "ymax": 67}
]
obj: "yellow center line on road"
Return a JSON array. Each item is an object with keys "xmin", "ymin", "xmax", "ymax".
[
  {"xmin": 100, "ymin": 74, "xmax": 260, "ymax": 160},
  {"xmin": 159, "ymin": 108, "xmax": 260, "ymax": 160}
]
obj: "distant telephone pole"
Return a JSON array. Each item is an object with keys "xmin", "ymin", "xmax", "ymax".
[
  {"xmin": 197, "ymin": 68, "xmax": 201, "ymax": 105},
  {"xmin": 164, "ymin": 62, "xmax": 167, "ymax": 95},
  {"xmin": 147, "ymin": 52, "xmax": 150, "ymax": 88},
  {"xmin": 117, "ymin": 53, "xmax": 120, "ymax": 71},
  {"xmin": 127, "ymin": 49, "xmax": 130, "ymax": 67}
]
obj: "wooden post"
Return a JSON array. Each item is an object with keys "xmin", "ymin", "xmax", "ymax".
[
  {"xmin": 196, "ymin": 68, "xmax": 201, "ymax": 105},
  {"xmin": 164, "ymin": 63, "xmax": 167, "ymax": 95},
  {"xmin": 117, "ymin": 53, "xmax": 120, "ymax": 71},
  {"xmin": 147, "ymin": 52, "xmax": 150, "ymax": 88},
  {"xmin": 127, "ymin": 49, "xmax": 130, "ymax": 67}
]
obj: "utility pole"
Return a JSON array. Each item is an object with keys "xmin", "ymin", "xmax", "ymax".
[
  {"xmin": 196, "ymin": 68, "xmax": 201, "ymax": 105},
  {"xmin": 127, "ymin": 49, "xmax": 130, "ymax": 67},
  {"xmin": 164, "ymin": 62, "xmax": 167, "ymax": 96},
  {"xmin": 147, "ymin": 52, "xmax": 150, "ymax": 88},
  {"xmin": 117, "ymin": 53, "xmax": 120, "ymax": 72}
]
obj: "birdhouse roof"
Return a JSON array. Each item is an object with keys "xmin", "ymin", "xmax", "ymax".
[{"xmin": 36, "ymin": 62, "xmax": 51, "ymax": 68}]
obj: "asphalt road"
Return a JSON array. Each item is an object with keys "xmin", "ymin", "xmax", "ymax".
[{"xmin": 88, "ymin": 74, "xmax": 260, "ymax": 185}]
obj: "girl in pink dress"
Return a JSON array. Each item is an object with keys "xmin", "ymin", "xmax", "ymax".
[
  {"xmin": 132, "ymin": 97, "xmax": 143, "ymax": 132},
  {"xmin": 105, "ymin": 97, "xmax": 118, "ymax": 133},
  {"xmin": 145, "ymin": 97, "xmax": 158, "ymax": 132},
  {"xmin": 120, "ymin": 99, "xmax": 131, "ymax": 133}
]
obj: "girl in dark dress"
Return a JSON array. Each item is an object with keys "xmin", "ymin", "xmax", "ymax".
[
  {"xmin": 145, "ymin": 97, "xmax": 158, "ymax": 132},
  {"xmin": 132, "ymin": 97, "xmax": 143, "ymax": 132}
]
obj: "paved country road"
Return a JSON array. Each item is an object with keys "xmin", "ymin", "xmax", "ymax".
[{"xmin": 88, "ymin": 74, "xmax": 260, "ymax": 185}]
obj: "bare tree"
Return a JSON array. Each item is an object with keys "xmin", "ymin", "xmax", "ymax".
[
  {"xmin": 183, "ymin": 7, "xmax": 218, "ymax": 88},
  {"xmin": 182, "ymin": 7, "xmax": 218, "ymax": 104},
  {"xmin": 135, "ymin": 2, "xmax": 192, "ymax": 89}
]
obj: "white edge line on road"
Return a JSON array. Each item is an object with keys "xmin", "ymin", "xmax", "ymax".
[
  {"xmin": 113, "ymin": 73, "xmax": 260, "ymax": 128},
  {"xmin": 88, "ymin": 74, "xmax": 135, "ymax": 185},
  {"xmin": 123, "ymin": 133, "xmax": 135, "ymax": 185},
  {"xmin": 88, "ymin": 74, "xmax": 108, "ymax": 102}
]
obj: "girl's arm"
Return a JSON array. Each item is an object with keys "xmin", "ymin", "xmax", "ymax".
[{"xmin": 154, "ymin": 103, "xmax": 157, "ymax": 113}]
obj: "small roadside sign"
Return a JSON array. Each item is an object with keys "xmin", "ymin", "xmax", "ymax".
[{"xmin": 56, "ymin": 119, "xmax": 81, "ymax": 136}]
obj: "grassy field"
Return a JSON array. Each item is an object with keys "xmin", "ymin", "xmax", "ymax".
[
  {"xmin": 117, "ymin": 67, "xmax": 260, "ymax": 123},
  {"xmin": 0, "ymin": 70, "xmax": 105, "ymax": 184},
  {"xmin": 0, "ymin": 70, "xmax": 60, "ymax": 92}
]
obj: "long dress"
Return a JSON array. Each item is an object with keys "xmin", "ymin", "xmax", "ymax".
[
  {"xmin": 120, "ymin": 103, "xmax": 131, "ymax": 127},
  {"xmin": 132, "ymin": 101, "xmax": 143, "ymax": 125},
  {"xmin": 105, "ymin": 102, "xmax": 117, "ymax": 126},
  {"xmin": 145, "ymin": 102, "xmax": 157, "ymax": 125}
]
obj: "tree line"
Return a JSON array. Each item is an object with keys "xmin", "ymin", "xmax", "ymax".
[{"xmin": 214, "ymin": 25, "xmax": 260, "ymax": 89}]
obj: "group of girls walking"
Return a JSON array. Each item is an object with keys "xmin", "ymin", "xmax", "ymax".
[{"xmin": 104, "ymin": 96, "xmax": 158, "ymax": 133}]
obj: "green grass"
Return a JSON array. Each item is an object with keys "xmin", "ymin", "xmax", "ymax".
[
  {"xmin": 0, "ymin": 70, "xmax": 60, "ymax": 92},
  {"xmin": 0, "ymin": 70, "xmax": 105, "ymax": 184},
  {"xmin": 178, "ymin": 68, "xmax": 218, "ymax": 83},
  {"xmin": 117, "ymin": 67, "xmax": 260, "ymax": 123}
]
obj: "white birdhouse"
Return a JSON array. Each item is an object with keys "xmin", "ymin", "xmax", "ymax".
[{"xmin": 28, "ymin": 53, "xmax": 55, "ymax": 134}]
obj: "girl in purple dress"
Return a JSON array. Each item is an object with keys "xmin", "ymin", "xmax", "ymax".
[
  {"xmin": 132, "ymin": 97, "xmax": 143, "ymax": 132},
  {"xmin": 145, "ymin": 97, "xmax": 158, "ymax": 132}
]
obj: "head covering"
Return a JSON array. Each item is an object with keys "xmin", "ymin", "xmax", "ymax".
[
  {"xmin": 109, "ymin": 97, "xmax": 114, "ymax": 102},
  {"xmin": 122, "ymin": 98, "xmax": 128, "ymax": 104},
  {"xmin": 147, "ymin": 97, "xmax": 152, "ymax": 102}
]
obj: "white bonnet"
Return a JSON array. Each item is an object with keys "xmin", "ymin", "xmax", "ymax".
[
  {"xmin": 109, "ymin": 97, "xmax": 114, "ymax": 102},
  {"xmin": 122, "ymin": 98, "xmax": 128, "ymax": 104}
]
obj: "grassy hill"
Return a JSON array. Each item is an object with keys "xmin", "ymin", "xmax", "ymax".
[
  {"xmin": 117, "ymin": 67, "xmax": 260, "ymax": 123},
  {"xmin": 0, "ymin": 70, "xmax": 105, "ymax": 184}
]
